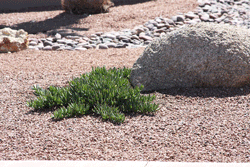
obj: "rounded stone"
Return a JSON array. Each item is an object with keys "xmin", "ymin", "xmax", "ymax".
[
  {"xmin": 56, "ymin": 39, "xmax": 67, "ymax": 44},
  {"xmin": 98, "ymin": 44, "xmax": 108, "ymax": 49},
  {"xmin": 52, "ymin": 44, "xmax": 61, "ymax": 50},
  {"xmin": 55, "ymin": 33, "xmax": 62, "ymax": 39},
  {"xmin": 106, "ymin": 43, "xmax": 117, "ymax": 48},
  {"xmin": 28, "ymin": 46, "xmax": 39, "ymax": 50},
  {"xmin": 29, "ymin": 41, "xmax": 38, "ymax": 46},
  {"xmin": 75, "ymin": 47, "xmax": 87, "ymax": 51},
  {"xmin": 43, "ymin": 40, "xmax": 53, "ymax": 46},
  {"xmin": 130, "ymin": 22, "xmax": 250, "ymax": 92},
  {"xmin": 43, "ymin": 46, "xmax": 52, "ymax": 50}
]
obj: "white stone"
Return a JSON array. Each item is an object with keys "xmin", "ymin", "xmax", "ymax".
[{"xmin": 0, "ymin": 28, "xmax": 29, "ymax": 53}]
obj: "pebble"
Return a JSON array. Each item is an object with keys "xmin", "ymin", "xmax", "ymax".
[
  {"xmin": 55, "ymin": 33, "xmax": 62, "ymax": 39},
  {"xmin": 75, "ymin": 47, "xmax": 87, "ymax": 51},
  {"xmin": 28, "ymin": 0, "xmax": 250, "ymax": 51},
  {"xmin": 98, "ymin": 44, "xmax": 108, "ymax": 49},
  {"xmin": 106, "ymin": 43, "xmax": 117, "ymax": 48}
]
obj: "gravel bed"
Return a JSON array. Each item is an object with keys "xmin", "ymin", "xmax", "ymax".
[{"xmin": 0, "ymin": 0, "xmax": 250, "ymax": 162}]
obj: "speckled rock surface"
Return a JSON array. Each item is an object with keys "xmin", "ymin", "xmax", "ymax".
[{"xmin": 130, "ymin": 22, "xmax": 250, "ymax": 92}]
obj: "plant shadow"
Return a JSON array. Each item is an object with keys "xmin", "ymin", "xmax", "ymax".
[{"xmin": 26, "ymin": 107, "xmax": 154, "ymax": 125}]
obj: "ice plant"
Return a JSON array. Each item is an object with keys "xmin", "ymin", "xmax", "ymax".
[{"xmin": 27, "ymin": 66, "xmax": 159, "ymax": 123}]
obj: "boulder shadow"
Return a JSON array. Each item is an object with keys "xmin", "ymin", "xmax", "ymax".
[
  {"xmin": 0, "ymin": 0, "xmax": 155, "ymax": 35},
  {"xmin": 0, "ymin": 12, "xmax": 89, "ymax": 36},
  {"xmin": 143, "ymin": 86, "xmax": 250, "ymax": 98},
  {"xmin": 0, "ymin": 5, "xmax": 62, "ymax": 14},
  {"xmin": 0, "ymin": 0, "xmax": 155, "ymax": 14},
  {"xmin": 113, "ymin": 0, "xmax": 155, "ymax": 6}
]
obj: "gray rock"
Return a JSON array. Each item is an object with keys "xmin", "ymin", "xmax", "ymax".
[
  {"xmin": 139, "ymin": 33, "xmax": 153, "ymax": 41},
  {"xmin": 46, "ymin": 37, "xmax": 53, "ymax": 42},
  {"xmin": 184, "ymin": 19, "xmax": 201, "ymax": 24},
  {"xmin": 133, "ymin": 26, "xmax": 145, "ymax": 35},
  {"xmin": 29, "ymin": 41, "xmax": 38, "ymax": 46},
  {"xmin": 75, "ymin": 47, "xmax": 87, "ymax": 51},
  {"xmin": 200, "ymin": 13, "xmax": 210, "ymax": 21},
  {"xmin": 131, "ymin": 35, "xmax": 140, "ymax": 40},
  {"xmin": 66, "ymin": 35, "xmax": 80, "ymax": 39},
  {"xmin": 156, "ymin": 23, "xmax": 166, "ymax": 29},
  {"xmin": 163, "ymin": 18, "xmax": 175, "ymax": 25},
  {"xmin": 102, "ymin": 37, "xmax": 113, "ymax": 43},
  {"xmin": 98, "ymin": 44, "xmax": 108, "ymax": 49},
  {"xmin": 155, "ymin": 17, "xmax": 162, "ymax": 23},
  {"xmin": 215, "ymin": 15, "xmax": 227, "ymax": 23},
  {"xmin": 105, "ymin": 34, "xmax": 116, "ymax": 40},
  {"xmin": 144, "ymin": 23, "xmax": 155, "ymax": 30},
  {"xmin": 52, "ymin": 44, "xmax": 61, "ymax": 50},
  {"xmin": 115, "ymin": 42, "xmax": 128, "ymax": 48},
  {"xmin": 154, "ymin": 27, "xmax": 167, "ymax": 33},
  {"xmin": 185, "ymin": 12, "xmax": 199, "ymax": 19},
  {"xmin": 43, "ymin": 40, "xmax": 53, "ymax": 46},
  {"xmin": 203, "ymin": 5, "xmax": 211, "ymax": 12},
  {"xmin": 106, "ymin": 43, "xmax": 117, "ymax": 48},
  {"xmin": 171, "ymin": 15, "xmax": 185, "ymax": 22},
  {"xmin": 63, "ymin": 46, "xmax": 74, "ymax": 50},
  {"xmin": 209, "ymin": 13, "xmax": 219, "ymax": 19},
  {"xmin": 57, "ymin": 39, "xmax": 67, "ymax": 44},
  {"xmin": 36, "ymin": 42, "xmax": 44, "ymax": 50},
  {"xmin": 55, "ymin": 33, "xmax": 62, "ymax": 40},
  {"xmin": 95, "ymin": 32, "xmax": 103, "ymax": 36},
  {"xmin": 90, "ymin": 44, "xmax": 97, "ymax": 48},
  {"xmin": 43, "ymin": 46, "xmax": 52, "ymax": 50},
  {"xmin": 65, "ymin": 40, "xmax": 78, "ymax": 47},
  {"xmin": 28, "ymin": 46, "xmax": 39, "ymax": 50},
  {"xmin": 82, "ymin": 44, "xmax": 93, "ymax": 49},
  {"xmin": 130, "ymin": 23, "xmax": 250, "ymax": 92}
]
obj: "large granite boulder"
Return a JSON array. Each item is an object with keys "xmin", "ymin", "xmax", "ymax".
[
  {"xmin": 130, "ymin": 22, "xmax": 250, "ymax": 92},
  {"xmin": 0, "ymin": 28, "xmax": 29, "ymax": 53},
  {"xmin": 61, "ymin": 0, "xmax": 114, "ymax": 14}
]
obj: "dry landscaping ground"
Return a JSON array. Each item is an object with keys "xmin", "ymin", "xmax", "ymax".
[{"xmin": 0, "ymin": 0, "xmax": 250, "ymax": 162}]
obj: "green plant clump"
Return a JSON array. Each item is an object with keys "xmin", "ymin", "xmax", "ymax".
[{"xmin": 27, "ymin": 66, "xmax": 159, "ymax": 123}]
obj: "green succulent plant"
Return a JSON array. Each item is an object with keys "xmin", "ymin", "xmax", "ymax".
[{"xmin": 27, "ymin": 66, "xmax": 159, "ymax": 123}]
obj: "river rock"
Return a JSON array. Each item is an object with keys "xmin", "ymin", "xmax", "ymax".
[
  {"xmin": 130, "ymin": 22, "xmax": 250, "ymax": 92},
  {"xmin": 0, "ymin": 28, "xmax": 29, "ymax": 53}
]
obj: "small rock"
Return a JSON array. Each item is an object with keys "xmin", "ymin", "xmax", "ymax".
[
  {"xmin": 52, "ymin": 44, "xmax": 61, "ymax": 50},
  {"xmin": 106, "ymin": 43, "xmax": 117, "ymax": 48},
  {"xmin": 43, "ymin": 40, "xmax": 53, "ymax": 46},
  {"xmin": 57, "ymin": 39, "xmax": 67, "ymax": 44},
  {"xmin": 200, "ymin": 13, "xmax": 210, "ymax": 21},
  {"xmin": 75, "ymin": 47, "xmax": 87, "ymax": 51},
  {"xmin": 28, "ymin": 46, "xmax": 39, "ymax": 50},
  {"xmin": 115, "ymin": 42, "xmax": 128, "ymax": 48},
  {"xmin": 98, "ymin": 44, "xmax": 108, "ymax": 49},
  {"xmin": 105, "ymin": 34, "xmax": 116, "ymax": 40},
  {"xmin": 29, "ymin": 41, "xmax": 38, "ymax": 46},
  {"xmin": 139, "ymin": 33, "xmax": 153, "ymax": 41},
  {"xmin": 55, "ymin": 33, "xmax": 62, "ymax": 39},
  {"xmin": 43, "ymin": 46, "xmax": 52, "ymax": 50}
]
